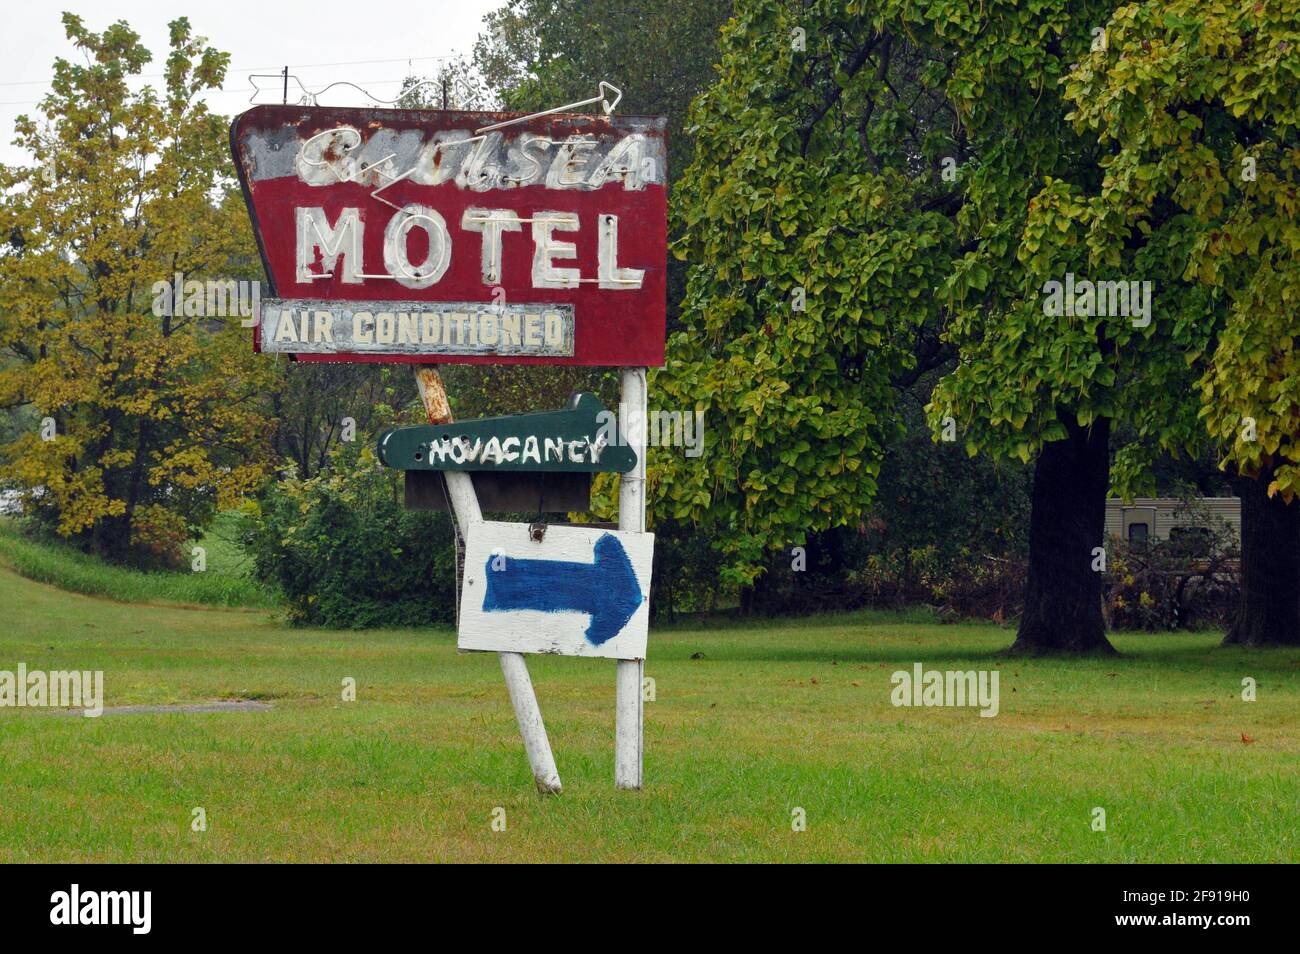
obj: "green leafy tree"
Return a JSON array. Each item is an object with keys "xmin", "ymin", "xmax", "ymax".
[
  {"xmin": 917, "ymin": 0, "xmax": 1242, "ymax": 655},
  {"xmin": 1050, "ymin": 0, "xmax": 1300, "ymax": 645},
  {"xmin": 658, "ymin": 0, "xmax": 1089, "ymax": 598},
  {"xmin": 268, "ymin": 362, "xmax": 414, "ymax": 480},
  {"xmin": 475, "ymin": 0, "xmax": 731, "ymax": 179},
  {"xmin": 0, "ymin": 15, "xmax": 274, "ymax": 565}
]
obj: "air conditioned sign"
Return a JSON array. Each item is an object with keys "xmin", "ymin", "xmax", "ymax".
[{"xmin": 230, "ymin": 105, "xmax": 667, "ymax": 365}]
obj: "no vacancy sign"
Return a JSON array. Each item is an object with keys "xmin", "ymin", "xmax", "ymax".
[{"xmin": 230, "ymin": 105, "xmax": 667, "ymax": 366}]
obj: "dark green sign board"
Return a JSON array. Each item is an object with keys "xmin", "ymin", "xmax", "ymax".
[{"xmin": 377, "ymin": 392, "xmax": 637, "ymax": 474}]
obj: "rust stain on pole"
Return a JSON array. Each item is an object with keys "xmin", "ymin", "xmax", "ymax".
[{"xmin": 414, "ymin": 365, "xmax": 453, "ymax": 425}]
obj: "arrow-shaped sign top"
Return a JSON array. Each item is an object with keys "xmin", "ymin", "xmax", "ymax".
[
  {"xmin": 377, "ymin": 392, "xmax": 638, "ymax": 474},
  {"xmin": 483, "ymin": 533, "xmax": 644, "ymax": 645}
]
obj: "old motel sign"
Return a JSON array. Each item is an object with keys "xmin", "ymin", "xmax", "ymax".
[
  {"xmin": 230, "ymin": 105, "xmax": 667, "ymax": 365},
  {"xmin": 231, "ymin": 98, "xmax": 665, "ymax": 792}
]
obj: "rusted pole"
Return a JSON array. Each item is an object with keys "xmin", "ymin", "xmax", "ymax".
[{"xmin": 414, "ymin": 365, "xmax": 562, "ymax": 795}]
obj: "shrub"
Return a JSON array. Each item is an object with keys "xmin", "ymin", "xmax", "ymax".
[
  {"xmin": 1103, "ymin": 540, "xmax": 1239, "ymax": 631},
  {"xmin": 1102, "ymin": 501, "xmax": 1241, "ymax": 631},
  {"xmin": 239, "ymin": 444, "xmax": 459, "ymax": 628}
]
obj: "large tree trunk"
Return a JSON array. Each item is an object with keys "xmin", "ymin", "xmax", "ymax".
[
  {"xmin": 1008, "ymin": 414, "xmax": 1116, "ymax": 655},
  {"xmin": 1223, "ymin": 466, "xmax": 1300, "ymax": 647}
]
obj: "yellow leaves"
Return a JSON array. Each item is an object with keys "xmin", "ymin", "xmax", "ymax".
[
  {"xmin": 48, "ymin": 467, "xmax": 127, "ymax": 537},
  {"xmin": 1271, "ymin": 461, "xmax": 1300, "ymax": 501},
  {"xmin": 0, "ymin": 26, "xmax": 272, "ymax": 562},
  {"xmin": 99, "ymin": 449, "xmax": 136, "ymax": 469}
]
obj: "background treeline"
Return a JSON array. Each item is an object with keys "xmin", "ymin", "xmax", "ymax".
[{"xmin": 1, "ymin": 2, "xmax": 1294, "ymax": 650}]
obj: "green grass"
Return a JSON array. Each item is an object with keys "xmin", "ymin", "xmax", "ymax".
[
  {"xmin": 0, "ymin": 514, "xmax": 278, "ymax": 609},
  {"xmin": 1, "ymin": 563, "xmax": 1296, "ymax": 862}
]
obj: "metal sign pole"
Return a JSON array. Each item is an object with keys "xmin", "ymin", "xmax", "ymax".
[
  {"xmin": 615, "ymin": 367, "xmax": 648, "ymax": 790},
  {"xmin": 414, "ymin": 366, "xmax": 562, "ymax": 795}
]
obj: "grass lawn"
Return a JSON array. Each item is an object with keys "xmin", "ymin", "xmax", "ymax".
[{"xmin": 0, "ymin": 563, "xmax": 1296, "ymax": 862}]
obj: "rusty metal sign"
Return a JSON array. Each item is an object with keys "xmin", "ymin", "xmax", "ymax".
[{"xmin": 230, "ymin": 105, "xmax": 667, "ymax": 366}]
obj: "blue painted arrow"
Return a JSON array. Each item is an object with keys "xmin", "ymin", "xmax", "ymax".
[{"xmin": 483, "ymin": 534, "xmax": 644, "ymax": 645}]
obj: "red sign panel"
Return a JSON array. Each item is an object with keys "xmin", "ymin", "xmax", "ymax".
[{"xmin": 230, "ymin": 105, "xmax": 667, "ymax": 365}]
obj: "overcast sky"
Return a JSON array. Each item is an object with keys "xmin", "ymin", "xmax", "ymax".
[{"xmin": 0, "ymin": 0, "xmax": 502, "ymax": 166}]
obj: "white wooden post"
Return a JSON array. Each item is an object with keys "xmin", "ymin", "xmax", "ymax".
[
  {"xmin": 497, "ymin": 652, "xmax": 561, "ymax": 794},
  {"xmin": 615, "ymin": 367, "xmax": 647, "ymax": 790},
  {"xmin": 414, "ymin": 367, "xmax": 562, "ymax": 795}
]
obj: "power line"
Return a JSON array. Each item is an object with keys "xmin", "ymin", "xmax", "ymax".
[
  {"xmin": 0, "ymin": 52, "xmax": 463, "ymax": 89},
  {"xmin": 1, "ymin": 74, "xmax": 444, "ymax": 108}
]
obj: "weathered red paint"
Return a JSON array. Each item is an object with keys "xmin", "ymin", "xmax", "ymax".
[{"xmin": 230, "ymin": 105, "xmax": 667, "ymax": 366}]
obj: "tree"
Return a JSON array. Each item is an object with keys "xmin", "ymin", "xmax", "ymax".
[
  {"xmin": 1045, "ymin": 0, "xmax": 1300, "ymax": 645},
  {"xmin": 474, "ymin": 0, "xmax": 732, "ymax": 180},
  {"xmin": 0, "ymin": 15, "xmax": 274, "ymax": 565},
  {"xmin": 267, "ymin": 362, "xmax": 414, "ymax": 480},
  {"xmin": 922, "ymin": 0, "xmax": 1255, "ymax": 655},
  {"xmin": 394, "ymin": 55, "xmax": 493, "ymax": 111},
  {"xmin": 662, "ymin": 0, "xmax": 1138, "ymax": 612}
]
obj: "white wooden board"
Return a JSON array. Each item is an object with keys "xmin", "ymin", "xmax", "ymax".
[{"xmin": 458, "ymin": 521, "xmax": 654, "ymax": 660}]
